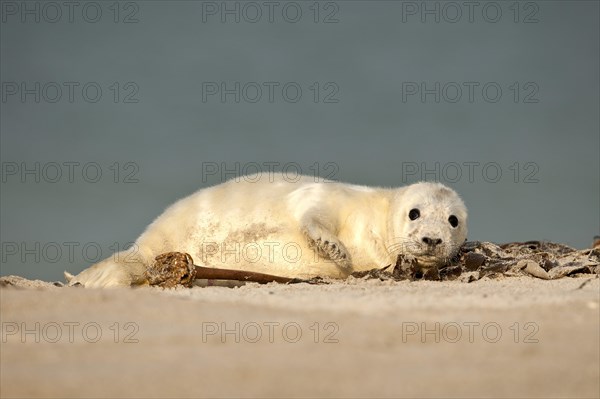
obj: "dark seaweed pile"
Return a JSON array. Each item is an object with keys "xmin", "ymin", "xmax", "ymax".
[{"xmin": 351, "ymin": 241, "xmax": 600, "ymax": 282}]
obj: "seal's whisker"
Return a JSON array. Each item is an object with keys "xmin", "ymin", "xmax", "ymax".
[{"xmin": 385, "ymin": 237, "xmax": 422, "ymax": 256}]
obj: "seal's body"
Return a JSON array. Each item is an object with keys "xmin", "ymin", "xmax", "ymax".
[{"xmin": 66, "ymin": 174, "xmax": 468, "ymax": 287}]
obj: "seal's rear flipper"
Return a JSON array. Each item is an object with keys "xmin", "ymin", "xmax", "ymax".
[
  {"xmin": 64, "ymin": 271, "xmax": 75, "ymax": 283},
  {"xmin": 64, "ymin": 250, "xmax": 147, "ymax": 288}
]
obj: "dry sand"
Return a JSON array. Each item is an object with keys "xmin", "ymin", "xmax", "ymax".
[{"xmin": 1, "ymin": 275, "xmax": 599, "ymax": 398}]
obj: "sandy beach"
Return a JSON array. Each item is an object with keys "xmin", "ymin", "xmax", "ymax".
[{"xmin": 1, "ymin": 275, "xmax": 598, "ymax": 398}]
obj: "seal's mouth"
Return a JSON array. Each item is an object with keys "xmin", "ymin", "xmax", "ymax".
[
  {"xmin": 393, "ymin": 253, "xmax": 441, "ymax": 280},
  {"xmin": 388, "ymin": 241, "xmax": 459, "ymax": 268},
  {"xmin": 414, "ymin": 254, "xmax": 444, "ymax": 267},
  {"xmin": 412, "ymin": 247, "xmax": 460, "ymax": 267}
]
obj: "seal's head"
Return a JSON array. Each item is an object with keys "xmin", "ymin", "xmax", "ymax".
[{"xmin": 389, "ymin": 182, "xmax": 467, "ymax": 268}]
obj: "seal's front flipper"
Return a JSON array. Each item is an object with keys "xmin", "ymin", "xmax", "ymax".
[{"xmin": 301, "ymin": 219, "xmax": 352, "ymax": 271}]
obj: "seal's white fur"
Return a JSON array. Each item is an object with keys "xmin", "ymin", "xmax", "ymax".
[{"xmin": 66, "ymin": 174, "xmax": 467, "ymax": 287}]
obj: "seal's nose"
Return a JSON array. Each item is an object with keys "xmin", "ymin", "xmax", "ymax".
[{"xmin": 422, "ymin": 237, "xmax": 442, "ymax": 246}]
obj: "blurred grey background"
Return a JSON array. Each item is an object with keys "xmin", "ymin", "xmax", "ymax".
[{"xmin": 1, "ymin": 1, "xmax": 598, "ymax": 281}]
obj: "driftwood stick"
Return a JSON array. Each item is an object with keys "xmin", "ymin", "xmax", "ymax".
[
  {"xmin": 194, "ymin": 265, "xmax": 302, "ymax": 284},
  {"xmin": 144, "ymin": 252, "xmax": 315, "ymax": 287}
]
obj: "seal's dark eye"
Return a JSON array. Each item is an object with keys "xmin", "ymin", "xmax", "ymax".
[
  {"xmin": 448, "ymin": 215, "xmax": 459, "ymax": 228},
  {"xmin": 408, "ymin": 208, "xmax": 420, "ymax": 220}
]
